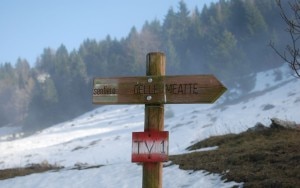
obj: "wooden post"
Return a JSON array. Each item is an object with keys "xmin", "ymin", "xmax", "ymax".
[
  {"xmin": 143, "ymin": 52, "xmax": 165, "ymax": 188},
  {"xmin": 93, "ymin": 51, "xmax": 227, "ymax": 187}
]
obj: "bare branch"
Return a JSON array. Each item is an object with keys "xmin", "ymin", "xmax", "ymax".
[{"xmin": 272, "ymin": 0, "xmax": 300, "ymax": 78}]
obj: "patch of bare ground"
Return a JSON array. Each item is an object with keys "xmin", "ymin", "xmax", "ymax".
[
  {"xmin": 170, "ymin": 126, "xmax": 300, "ymax": 187},
  {"xmin": 0, "ymin": 161, "xmax": 62, "ymax": 180},
  {"xmin": 0, "ymin": 161, "xmax": 103, "ymax": 180}
]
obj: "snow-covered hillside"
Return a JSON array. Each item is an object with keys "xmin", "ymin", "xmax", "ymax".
[{"xmin": 0, "ymin": 65, "xmax": 299, "ymax": 188}]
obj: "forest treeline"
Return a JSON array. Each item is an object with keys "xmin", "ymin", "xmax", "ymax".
[{"xmin": 0, "ymin": 0, "xmax": 291, "ymax": 131}]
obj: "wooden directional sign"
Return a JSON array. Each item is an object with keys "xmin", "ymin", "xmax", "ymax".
[
  {"xmin": 132, "ymin": 131, "xmax": 169, "ymax": 163},
  {"xmin": 93, "ymin": 75, "xmax": 227, "ymax": 104},
  {"xmin": 93, "ymin": 53, "xmax": 228, "ymax": 188}
]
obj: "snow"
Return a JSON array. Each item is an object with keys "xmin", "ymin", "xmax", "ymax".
[
  {"xmin": 0, "ymin": 163, "xmax": 241, "ymax": 188},
  {"xmin": 0, "ymin": 65, "xmax": 299, "ymax": 188},
  {"xmin": 0, "ymin": 126, "xmax": 22, "ymax": 141}
]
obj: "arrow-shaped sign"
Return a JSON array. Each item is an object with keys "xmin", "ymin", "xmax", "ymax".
[{"xmin": 93, "ymin": 75, "xmax": 227, "ymax": 104}]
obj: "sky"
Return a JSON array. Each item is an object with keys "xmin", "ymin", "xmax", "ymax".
[{"xmin": 0, "ymin": 0, "xmax": 218, "ymax": 66}]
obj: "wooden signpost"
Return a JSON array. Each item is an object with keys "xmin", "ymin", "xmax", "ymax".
[{"xmin": 92, "ymin": 52, "xmax": 227, "ymax": 188}]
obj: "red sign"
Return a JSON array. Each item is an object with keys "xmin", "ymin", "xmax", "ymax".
[{"xmin": 132, "ymin": 131, "xmax": 169, "ymax": 162}]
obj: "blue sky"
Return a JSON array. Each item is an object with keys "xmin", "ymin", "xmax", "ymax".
[{"xmin": 1, "ymin": 0, "xmax": 217, "ymax": 66}]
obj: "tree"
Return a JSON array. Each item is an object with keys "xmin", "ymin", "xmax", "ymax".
[
  {"xmin": 244, "ymin": 0, "xmax": 268, "ymax": 37},
  {"xmin": 270, "ymin": 0, "xmax": 300, "ymax": 78},
  {"xmin": 15, "ymin": 58, "xmax": 31, "ymax": 89},
  {"xmin": 15, "ymin": 59, "xmax": 34, "ymax": 122},
  {"xmin": 79, "ymin": 39, "xmax": 109, "ymax": 77},
  {"xmin": 36, "ymin": 48, "xmax": 56, "ymax": 75},
  {"xmin": 25, "ymin": 76, "xmax": 59, "ymax": 131}
]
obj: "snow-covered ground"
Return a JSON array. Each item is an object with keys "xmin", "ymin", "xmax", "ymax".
[{"xmin": 0, "ymin": 65, "xmax": 299, "ymax": 188}]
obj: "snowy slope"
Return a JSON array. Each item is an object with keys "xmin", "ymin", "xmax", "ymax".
[{"xmin": 0, "ymin": 65, "xmax": 299, "ymax": 188}]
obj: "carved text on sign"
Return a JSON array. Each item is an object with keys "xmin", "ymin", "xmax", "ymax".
[
  {"xmin": 134, "ymin": 84, "xmax": 159, "ymax": 94},
  {"xmin": 165, "ymin": 83, "xmax": 198, "ymax": 94},
  {"xmin": 132, "ymin": 131, "xmax": 169, "ymax": 163},
  {"xmin": 93, "ymin": 85, "xmax": 118, "ymax": 95}
]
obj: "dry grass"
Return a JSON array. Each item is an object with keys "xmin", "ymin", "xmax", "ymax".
[
  {"xmin": 0, "ymin": 162, "xmax": 62, "ymax": 180},
  {"xmin": 0, "ymin": 161, "xmax": 104, "ymax": 180},
  {"xmin": 170, "ymin": 127, "xmax": 300, "ymax": 187}
]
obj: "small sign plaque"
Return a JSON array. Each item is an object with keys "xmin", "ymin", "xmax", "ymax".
[{"xmin": 132, "ymin": 131, "xmax": 169, "ymax": 163}]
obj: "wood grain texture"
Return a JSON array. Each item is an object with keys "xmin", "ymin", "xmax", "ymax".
[
  {"xmin": 143, "ymin": 52, "xmax": 165, "ymax": 188},
  {"xmin": 92, "ymin": 75, "xmax": 227, "ymax": 104}
]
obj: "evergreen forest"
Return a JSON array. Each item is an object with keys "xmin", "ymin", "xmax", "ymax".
[{"xmin": 0, "ymin": 0, "xmax": 292, "ymax": 131}]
